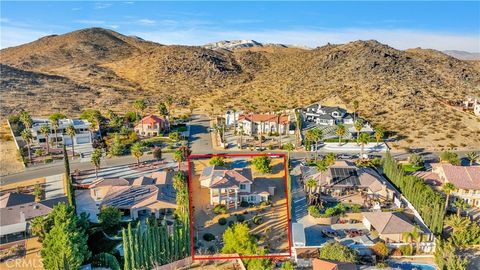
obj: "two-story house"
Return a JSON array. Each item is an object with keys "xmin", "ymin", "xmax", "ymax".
[
  {"xmin": 134, "ymin": 115, "xmax": 169, "ymax": 137},
  {"xmin": 302, "ymin": 104, "xmax": 354, "ymax": 126},
  {"xmin": 30, "ymin": 118, "xmax": 93, "ymax": 146},
  {"xmin": 237, "ymin": 113, "xmax": 290, "ymax": 136},
  {"xmin": 432, "ymin": 163, "xmax": 480, "ymax": 208},
  {"xmin": 199, "ymin": 165, "xmax": 275, "ymax": 209}
]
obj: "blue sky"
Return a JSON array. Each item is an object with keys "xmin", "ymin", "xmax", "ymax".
[{"xmin": 1, "ymin": 1, "xmax": 479, "ymax": 51}]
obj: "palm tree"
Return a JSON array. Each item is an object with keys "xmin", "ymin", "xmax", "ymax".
[
  {"xmin": 283, "ymin": 142, "xmax": 295, "ymax": 165},
  {"xmin": 165, "ymin": 96, "xmax": 174, "ymax": 118},
  {"xmin": 442, "ymin": 182, "xmax": 456, "ymax": 212},
  {"xmin": 410, "ymin": 227, "xmax": 423, "ymax": 255},
  {"xmin": 466, "ymin": 151, "xmax": 479, "ymax": 166},
  {"xmin": 354, "ymin": 119, "xmax": 364, "ymax": 144},
  {"xmin": 65, "ymin": 125, "xmax": 76, "ymax": 157},
  {"xmin": 133, "ymin": 99, "xmax": 146, "ymax": 133},
  {"xmin": 352, "ymin": 100, "xmax": 359, "ymax": 122},
  {"xmin": 336, "ymin": 124, "xmax": 346, "ymax": 145},
  {"xmin": 21, "ymin": 129, "xmax": 33, "ymax": 164},
  {"xmin": 48, "ymin": 112, "xmax": 66, "ymax": 148},
  {"xmin": 374, "ymin": 127, "xmax": 385, "ymax": 146},
  {"xmin": 306, "ymin": 128, "xmax": 322, "ymax": 161},
  {"xmin": 91, "ymin": 148, "xmax": 102, "ymax": 179},
  {"xmin": 173, "ymin": 149, "xmax": 183, "ymax": 170},
  {"xmin": 453, "ymin": 199, "xmax": 468, "ymax": 217},
  {"xmin": 357, "ymin": 132, "xmax": 370, "ymax": 158},
  {"xmin": 130, "ymin": 142, "xmax": 144, "ymax": 165},
  {"xmin": 39, "ymin": 124, "xmax": 51, "ymax": 154},
  {"xmin": 445, "ymin": 214, "xmax": 470, "ymax": 233},
  {"xmin": 238, "ymin": 126, "xmax": 245, "ymax": 149},
  {"xmin": 19, "ymin": 111, "xmax": 33, "ymax": 129},
  {"xmin": 306, "ymin": 178, "xmax": 318, "ymax": 205}
]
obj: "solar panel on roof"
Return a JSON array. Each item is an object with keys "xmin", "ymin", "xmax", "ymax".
[{"xmin": 330, "ymin": 167, "xmax": 360, "ymax": 186}]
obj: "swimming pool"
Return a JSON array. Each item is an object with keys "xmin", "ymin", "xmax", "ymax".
[{"xmin": 389, "ymin": 262, "xmax": 437, "ymax": 270}]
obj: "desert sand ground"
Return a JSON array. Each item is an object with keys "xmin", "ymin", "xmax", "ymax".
[{"xmin": 0, "ymin": 120, "xmax": 25, "ymax": 176}]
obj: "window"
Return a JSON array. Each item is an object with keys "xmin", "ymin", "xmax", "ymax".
[{"xmin": 240, "ymin": 184, "xmax": 246, "ymax": 190}]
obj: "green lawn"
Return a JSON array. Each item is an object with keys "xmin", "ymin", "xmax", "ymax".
[{"xmin": 402, "ymin": 164, "xmax": 425, "ymax": 172}]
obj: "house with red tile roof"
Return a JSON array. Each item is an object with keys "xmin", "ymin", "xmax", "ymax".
[
  {"xmin": 199, "ymin": 166, "xmax": 274, "ymax": 209},
  {"xmin": 134, "ymin": 114, "xmax": 169, "ymax": 137},
  {"xmin": 432, "ymin": 163, "xmax": 480, "ymax": 208},
  {"xmin": 238, "ymin": 113, "xmax": 290, "ymax": 136}
]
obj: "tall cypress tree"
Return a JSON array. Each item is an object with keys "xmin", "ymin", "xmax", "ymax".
[
  {"xmin": 63, "ymin": 145, "xmax": 75, "ymax": 207},
  {"xmin": 127, "ymin": 223, "xmax": 136, "ymax": 269},
  {"xmin": 122, "ymin": 228, "xmax": 130, "ymax": 270}
]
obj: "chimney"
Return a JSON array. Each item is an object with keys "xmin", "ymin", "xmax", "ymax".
[{"xmin": 268, "ymin": 187, "xmax": 275, "ymax": 196}]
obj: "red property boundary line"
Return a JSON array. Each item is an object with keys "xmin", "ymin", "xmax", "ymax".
[{"xmin": 187, "ymin": 153, "xmax": 292, "ymax": 261}]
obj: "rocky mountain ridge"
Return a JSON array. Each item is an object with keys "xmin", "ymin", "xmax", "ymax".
[{"xmin": 1, "ymin": 27, "xmax": 479, "ymax": 149}]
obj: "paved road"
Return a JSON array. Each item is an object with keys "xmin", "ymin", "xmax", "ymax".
[
  {"xmin": 188, "ymin": 114, "xmax": 213, "ymax": 154},
  {"xmin": 0, "ymin": 152, "xmax": 171, "ymax": 186},
  {"xmin": 290, "ymin": 161, "xmax": 308, "ymax": 223},
  {"xmin": 1, "ymin": 113, "xmax": 477, "ymax": 185}
]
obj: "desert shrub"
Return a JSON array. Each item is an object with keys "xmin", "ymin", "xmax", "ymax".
[
  {"xmin": 218, "ymin": 218, "xmax": 227, "ymax": 226},
  {"xmin": 253, "ymin": 215, "xmax": 263, "ymax": 225},
  {"xmin": 44, "ymin": 156, "xmax": 53, "ymax": 164},
  {"xmin": 240, "ymin": 201, "xmax": 249, "ymax": 208},
  {"xmin": 399, "ymin": 245, "xmax": 413, "ymax": 256},
  {"xmin": 152, "ymin": 147, "xmax": 162, "ymax": 160},
  {"xmin": 324, "ymin": 207, "xmax": 337, "ymax": 217},
  {"xmin": 440, "ymin": 151, "xmax": 460, "ymax": 165},
  {"xmin": 209, "ymin": 156, "xmax": 225, "ymax": 166},
  {"xmin": 350, "ymin": 204, "xmax": 361, "ymax": 213},
  {"xmin": 203, "ymin": 233, "xmax": 215, "ymax": 242},
  {"xmin": 308, "ymin": 205, "xmax": 322, "ymax": 218},
  {"xmin": 371, "ymin": 241, "xmax": 389, "ymax": 261},
  {"xmin": 392, "ymin": 248, "xmax": 402, "ymax": 256},
  {"xmin": 35, "ymin": 148, "xmax": 45, "ymax": 156},
  {"xmin": 227, "ymin": 220, "xmax": 235, "ymax": 227},
  {"xmin": 259, "ymin": 201, "xmax": 269, "ymax": 207},
  {"xmin": 251, "ymin": 156, "xmax": 272, "ymax": 173},
  {"xmin": 213, "ymin": 204, "xmax": 227, "ymax": 214},
  {"xmin": 207, "ymin": 246, "xmax": 216, "ymax": 253},
  {"xmin": 236, "ymin": 214, "xmax": 245, "ymax": 222}
]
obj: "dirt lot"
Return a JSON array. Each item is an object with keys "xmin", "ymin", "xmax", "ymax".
[
  {"xmin": 190, "ymin": 157, "xmax": 289, "ymax": 256},
  {"xmin": 0, "ymin": 121, "xmax": 25, "ymax": 176}
]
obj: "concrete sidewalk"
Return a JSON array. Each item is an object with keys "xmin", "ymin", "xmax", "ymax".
[{"xmin": 322, "ymin": 142, "xmax": 388, "ymax": 153}]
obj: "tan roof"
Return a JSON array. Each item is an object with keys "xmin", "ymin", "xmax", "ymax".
[
  {"xmin": 151, "ymin": 170, "xmax": 176, "ymax": 185},
  {"xmin": 436, "ymin": 164, "xmax": 480, "ymax": 190},
  {"xmin": 312, "ymin": 259, "xmax": 357, "ymax": 270},
  {"xmin": 98, "ymin": 170, "xmax": 178, "ymax": 210},
  {"xmin": 210, "ymin": 169, "xmax": 253, "ymax": 189},
  {"xmin": 0, "ymin": 196, "xmax": 68, "ymax": 226},
  {"xmin": 238, "ymin": 113, "xmax": 289, "ymax": 125},
  {"xmin": 90, "ymin": 178, "xmax": 130, "ymax": 188},
  {"xmin": 363, "ymin": 212, "xmax": 416, "ymax": 234},
  {"xmin": 411, "ymin": 171, "xmax": 442, "ymax": 186},
  {"xmin": 0, "ymin": 193, "xmax": 35, "ymax": 208}
]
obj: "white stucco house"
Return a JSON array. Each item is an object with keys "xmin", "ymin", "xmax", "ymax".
[
  {"xmin": 30, "ymin": 118, "xmax": 93, "ymax": 146},
  {"xmin": 237, "ymin": 113, "xmax": 290, "ymax": 136}
]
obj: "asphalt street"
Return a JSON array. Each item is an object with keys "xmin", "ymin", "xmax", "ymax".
[{"xmin": 1, "ymin": 113, "xmax": 477, "ymax": 185}]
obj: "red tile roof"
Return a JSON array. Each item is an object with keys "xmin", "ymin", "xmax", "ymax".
[
  {"xmin": 412, "ymin": 171, "xmax": 442, "ymax": 186},
  {"xmin": 438, "ymin": 164, "xmax": 480, "ymax": 190},
  {"xmin": 238, "ymin": 113, "xmax": 289, "ymax": 125},
  {"xmin": 312, "ymin": 259, "xmax": 357, "ymax": 270},
  {"xmin": 139, "ymin": 115, "xmax": 164, "ymax": 125}
]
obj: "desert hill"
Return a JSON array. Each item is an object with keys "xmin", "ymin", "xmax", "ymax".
[{"xmin": 1, "ymin": 28, "xmax": 479, "ymax": 150}]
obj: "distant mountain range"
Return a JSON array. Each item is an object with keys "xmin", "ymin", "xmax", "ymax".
[
  {"xmin": 442, "ymin": 50, "xmax": 480, "ymax": 61},
  {"xmin": 203, "ymin": 39, "xmax": 311, "ymax": 50},
  {"xmin": 1, "ymin": 27, "xmax": 479, "ymax": 149}
]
